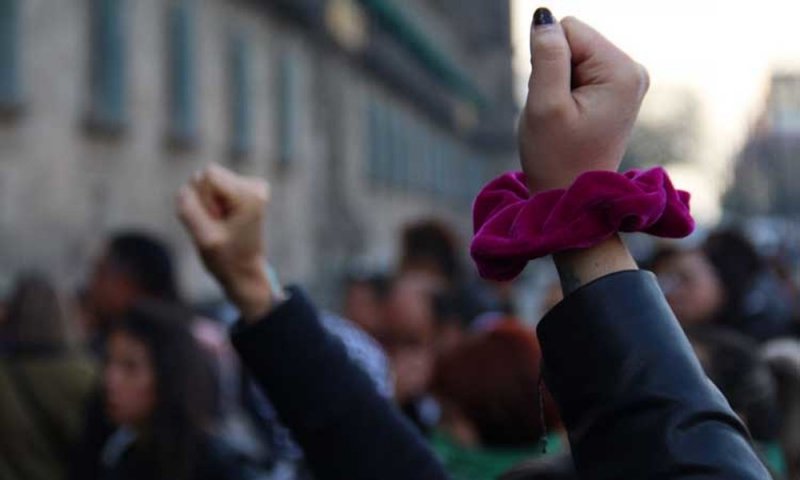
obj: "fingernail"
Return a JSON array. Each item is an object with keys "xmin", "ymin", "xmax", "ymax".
[{"xmin": 533, "ymin": 7, "xmax": 555, "ymax": 28}]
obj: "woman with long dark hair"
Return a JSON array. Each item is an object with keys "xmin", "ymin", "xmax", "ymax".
[
  {"xmin": 0, "ymin": 273, "xmax": 96, "ymax": 480},
  {"xmin": 96, "ymin": 300, "xmax": 244, "ymax": 480}
]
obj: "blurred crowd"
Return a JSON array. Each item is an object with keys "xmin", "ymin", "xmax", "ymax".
[{"xmin": 2, "ymin": 220, "xmax": 800, "ymax": 479}]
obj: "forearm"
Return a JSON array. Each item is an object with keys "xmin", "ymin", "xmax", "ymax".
[
  {"xmin": 210, "ymin": 256, "xmax": 282, "ymax": 322},
  {"xmin": 231, "ymin": 288, "xmax": 449, "ymax": 480},
  {"xmin": 552, "ymin": 235, "xmax": 638, "ymax": 296},
  {"xmin": 542, "ymin": 239, "xmax": 769, "ymax": 478},
  {"xmin": 537, "ymin": 271, "xmax": 769, "ymax": 478}
]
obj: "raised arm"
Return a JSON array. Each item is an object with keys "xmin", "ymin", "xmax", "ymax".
[
  {"xmin": 521, "ymin": 11, "xmax": 769, "ymax": 478},
  {"xmin": 176, "ymin": 167, "xmax": 448, "ymax": 480}
]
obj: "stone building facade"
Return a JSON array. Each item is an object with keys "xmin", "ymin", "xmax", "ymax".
[
  {"xmin": 725, "ymin": 73, "xmax": 800, "ymax": 218},
  {"xmin": 0, "ymin": 0, "xmax": 516, "ymax": 301}
]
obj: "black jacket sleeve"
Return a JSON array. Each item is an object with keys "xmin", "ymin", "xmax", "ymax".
[
  {"xmin": 230, "ymin": 287, "xmax": 449, "ymax": 480},
  {"xmin": 538, "ymin": 270, "xmax": 770, "ymax": 479}
]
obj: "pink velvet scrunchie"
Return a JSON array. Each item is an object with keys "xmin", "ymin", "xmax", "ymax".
[{"xmin": 470, "ymin": 167, "xmax": 695, "ymax": 281}]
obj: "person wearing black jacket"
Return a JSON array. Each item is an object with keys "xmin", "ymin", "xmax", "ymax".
[{"xmin": 176, "ymin": 9, "xmax": 770, "ymax": 480}]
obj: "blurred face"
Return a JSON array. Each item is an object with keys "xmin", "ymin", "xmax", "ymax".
[
  {"xmin": 383, "ymin": 278, "xmax": 436, "ymax": 346},
  {"xmin": 104, "ymin": 331, "xmax": 157, "ymax": 427},
  {"xmin": 382, "ymin": 277, "xmax": 437, "ymax": 403},
  {"xmin": 344, "ymin": 283, "xmax": 383, "ymax": 336},
  {"xmin": 655, "ymin": 250, "xmax": 725, "ymax": 327},
  {"xmin": 88, "ymin": 252, "xmax": 137, "ymax": 321}
]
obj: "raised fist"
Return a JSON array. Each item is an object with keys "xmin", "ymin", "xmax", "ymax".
[
  {"xmin": 520, "ymin": 11, "xmax": 649, "ymax": 192},
  {"xmin": 177, "ymin": 164, "xmax": 275, "ymax": 319}
]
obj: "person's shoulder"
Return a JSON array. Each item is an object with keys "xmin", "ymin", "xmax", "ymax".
[
  {"xmin": 196, "ymin": 434, "xmax": 248, "ymax": 480},
  {"xmin": 2, "ymin": 347, "xmax": 96, "ymax": 381},
  {"xmin": 499, "ymin": 452, "xmax": 577, "ymax": 480}
]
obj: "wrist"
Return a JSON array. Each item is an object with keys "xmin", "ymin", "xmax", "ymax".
[
  {"xmin": 553, "ymin": 235, "xmax": 638, "ymax": 296},
  {"xmin": 221, "ymin": 256, "xmax": 282, "ymax": 323}
]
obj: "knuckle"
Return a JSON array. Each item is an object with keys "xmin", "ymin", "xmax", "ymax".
[
  {"xmin": 528, "ymin": 97, "xmax": 571, "ymax": 121},
  {"xmin": 560, "ymin": 16, "xmax": 579, "ymax": 28},
  {"xmin": 637, "ymin": 63, "xmax": 651, "ymax": 94},
  {"xmin": 205, "ymin": 167, "xmax": 221, "ymax": 185},
  {"xmin": 249, "ymin": 179, "xmax": 270, "ymax": 202},
  {"xmin": 533, "ymin": 34, "xmax": 568, "ymax": 63},
  {"xmin": 620, "ymin": 61, "xmax": 645, "ymax": 88},
  {"xmin": 201, "ymin": 234, "xmax": 226, "ymax": 253}
]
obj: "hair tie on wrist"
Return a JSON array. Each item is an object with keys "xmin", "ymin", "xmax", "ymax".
[{"xmin": 470, "ymin": 167, "xmax": 695, "ymax": 281}]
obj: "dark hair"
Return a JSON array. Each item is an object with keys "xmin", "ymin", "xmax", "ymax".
[
  {"xmin": 687, "ymin": 326, "xmax": 779, "ymax": 441},
  {"xmin": 764, "ymin": 340, "xmax": 800, "ymax": 478},
  {"xmin": 344, "ymin": 271, "xmax": 392, "ymax": 302},
  {"xmin": 400, "ymin": 219, "xmax": 463, "ymax": 282},
  {"xmin": 107, "ymin": 231, "xmax": 180, "ymax": 302},
  {"xmin": 1, "ymin": 272, "xmax": 70, "ymax": 347},
  {"xmin": 647, "ymin": 245, "xmax": 682, "ymax": 272},
  {"xmin": 432, "ymin": 322, "xmax": 559, "ymax": 447},
  {"xmin": 703, "ymin": 228, "xmax": 764, "ymax": 319},
  {"xmin": 110, "ymin": 300, "xmax": 214, "ymax": 480}
]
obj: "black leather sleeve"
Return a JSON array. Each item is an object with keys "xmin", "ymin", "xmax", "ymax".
[
  {"xmin": 538, "ymin": 270, "xmax": 770, "ymax": 479},
  {"xmin": 230, "ymin": 287, "xmax": 449, "ymax": 480}
]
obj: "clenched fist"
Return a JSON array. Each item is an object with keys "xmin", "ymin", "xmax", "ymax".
[
  {"xmin": 177, "ymin": 164, "xmax": 278, "ymax": 320},
  {"xmin": 520, "ymin": 12, "xmax": 649, "ymax": 192}
]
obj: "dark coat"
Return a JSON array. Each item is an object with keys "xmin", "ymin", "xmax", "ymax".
[
  {"xmin": 232, "ymin": 272, "xmax": 770, "ymax": 480},
  {"xmin": 70, "ymin": 390, "xmax": 246, "ymax": 480},
  {"xmin": 0, "ymin": 345, "xmax": 96, "ymax": 480},
  {"xmin": 97, "ymin": 433, "xmax": 246, "ymax": 480},
  {"xmin": 534, "ymin": 271, "xmax": 769, "ymax": 479}
]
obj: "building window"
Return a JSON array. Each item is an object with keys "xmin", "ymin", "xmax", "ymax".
[
  {"xmin": 407, "ymin": 120, "xmax": 422, "ymax": 191},
  {"xmin": 378, "ymin": 103, "xmax": 393, "ymax": 185},
  {"xmin": 401, "ymin": 113, "xmax": 413, "ymax": 191},
  {"xmin": 0, "ymin": 0, "xmax": 21, "ymax": 113},
  {"xmin": 388, "ymin": 108, "xmax": 402, "ymax": 188},
  {"xmin": 277, "ymin": 51, "xmax": 297, "ymax": 166},
  {"xmin": 468, "ymin": 156, "xmax": 484, "ymax": 201},
  {"xmin": 442, "ymin": 141, "xmax": 454, "ymax": 198},
  {"xmin": 166, "ymin": 0, "xmax": 196, "ymax": 147},
  {"xmin": 229, "ymin": 32, "xmax": 251, "ymax": 158},
  {"xmin": 366, "ymin": 99, "xmax": 380, "ymax": 182},
  {"xmin": 87, "ymin": 0, "xmax": 127, "ymax": 133},
  {"xmin": 434, "ymin": 136, "xmax": 446, "ymax": 195},
  {"xmin": 421, "ymin": 127, "xmax": 435, "ymax": 193},
  {"xmin": 395, "ymin": 110, "xmax": 409, "ymax": 191}
]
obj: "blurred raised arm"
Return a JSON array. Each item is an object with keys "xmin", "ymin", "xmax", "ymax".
[{"xmin": 176, "ymin": 165, "xmax": 449, "ymax": 480}]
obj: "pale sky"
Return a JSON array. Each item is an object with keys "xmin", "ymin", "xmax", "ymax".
[{"xmin": 512, "ymin": 0, "xmax": 800, "ymax": 222}]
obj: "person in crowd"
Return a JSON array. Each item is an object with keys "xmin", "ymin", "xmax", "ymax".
[
  {"xmin": 378, "ymin": 272, "xmax": 475, "ymax": 434},
  {"xmin": 399, "ymin": 219, "xmax": 464, "ymax": 287},
  {"xmin": 400, "ymin": 220, "xmax": 501, "ymax": 327},
  {"xmin": 73, "ymin": 300, "xmax": 245, "ymax": 480},
  {"xmin": 499, "ymin": 455, "xmax": 576, "ymax": 480},
  {"xmin": 85, "ymin": 231, "xmax": 183, "ymax": 355},
  {"xmin": 379, "ymin": 273, "xmax": 442, "ymax": 434},
  {"xmin": 764, "ymin": 339, "xmax": 800, "ymax": 479},
  {"xmin": 430, "ymin": 290, "xmax": 470, "ymax": 354},
  {"xmin": 652, "ymin": 229, "xmax": 794, "ymax": 341},
  {"xmin": 430, "ymin": 321, "xmax": 564, "ymax": 480},
  {"xmin": 76, "ymin": 231, "xmax": 259, "ymax": 476},
  {"xmin": 342, "ymin": 270, "xmax": 391, "ymax": 339},
  {"xmin": 175, "ymin": 10, "xmax": 770, "ymax": 480},
  {"xmin": 211, "ymin": 268, "xmax": 394, "ymax": 477},
  {"xmin": 0, "ymin": 273, "xmax": 97, "ymax": 480},
  {"xmin": 687, "ymin": 327, "xmax": 785, "ymax": 476}
]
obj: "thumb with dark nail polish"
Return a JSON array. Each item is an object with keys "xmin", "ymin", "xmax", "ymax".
[{"xmin": 533, "ymin": 7, "xmax": 555, "ymax": 27}]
